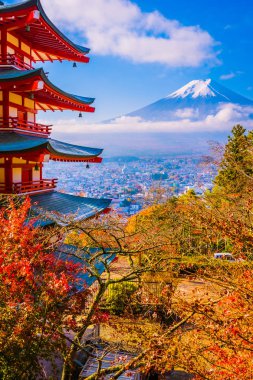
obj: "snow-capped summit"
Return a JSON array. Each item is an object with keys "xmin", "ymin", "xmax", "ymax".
[{"xmin": 168, "ymin": 79, "xmax": 221, "ymax": 99}]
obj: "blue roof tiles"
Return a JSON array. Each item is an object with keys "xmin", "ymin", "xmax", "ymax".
[
  {"xmin": 0, "ymin": 132, "xmax": 102, "ymax": 159},
  {"xmin": 30, "ymin": 191, "xmax": 111, "ymax": 226}
]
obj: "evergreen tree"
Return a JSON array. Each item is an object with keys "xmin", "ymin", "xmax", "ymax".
[{"xmin": 214, "ymin": 124, "xmax": 253, "ymax": 194}]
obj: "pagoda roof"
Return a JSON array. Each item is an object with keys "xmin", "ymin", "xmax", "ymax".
[
  {"xmin": 0, "ymin": 0, "xmax": 90, "ymax": 63},
  {"xmin": 30, "ymin": 191, "xmax": 112, "ymax": 226},
  {"xmin": 0, "ymin": 68, "xmax": 95, "ymax": 112},
  {"xmin": 0, "ymin": 132, "xmax": 102, "ymax": 162}
]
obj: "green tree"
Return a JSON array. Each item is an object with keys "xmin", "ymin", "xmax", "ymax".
[{"xmin": 214, "ymin": 124, "xmax": 253, "ymax": 194}]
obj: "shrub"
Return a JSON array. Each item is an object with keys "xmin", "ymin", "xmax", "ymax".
[{"xmin": 104, "ymin": 282, "xmax": 138, "ymax": 315}]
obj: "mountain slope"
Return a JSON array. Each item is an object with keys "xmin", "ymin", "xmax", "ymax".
[{"xmin": 125, "ymin": 79, "xmax": 253, "ymax": 122}]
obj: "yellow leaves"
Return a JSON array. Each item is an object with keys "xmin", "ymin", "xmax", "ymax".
[
  {"xmin": 64, "ymin": 231, "xmax": 86, "ymax": 247},
  {"xmin": 126, "ymin": 205, "xmax": 159, "ymax": 234}
]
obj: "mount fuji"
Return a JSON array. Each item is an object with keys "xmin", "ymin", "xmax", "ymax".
[
  {"xmin": 124, "ymin": 79, "xmax": 253, "ymax": 122},
  {"xmin": 55, "ymin": 80, "xmax": 253, "ymax": 157},
  {"xmin": 92, "ymin": 79, "xmax": 253, "ymax": 155}
]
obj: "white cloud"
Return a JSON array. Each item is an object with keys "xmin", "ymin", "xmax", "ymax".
[
  {"xmin": 174, "ymin": 108, "xmax": 199, "ymax": 119},
  {"xmin": 220, "ymin": 71, "xmax": 243, "ymax": 81},
  {"xmin": 205, "ymin": 104, "xmax": 253, "ymax": 125},
  {"xmin": 39, "ymin": 104, "xmax": 253, "ymax": 136},
  {"xmin": 42, "ymin": 0, "xmax": 219, "ymax": 67},
  {"xmin": 112, "ymin": 115, "xmax": 143, "ymax": 124},
  {"xmin": 220, "ymin": 73, "xmax": 236, "ymax": 80}
]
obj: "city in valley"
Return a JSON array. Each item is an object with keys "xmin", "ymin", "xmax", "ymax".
[{"xmin": 44, "ymin": 156, "xmax": 216, "ymax": 216}]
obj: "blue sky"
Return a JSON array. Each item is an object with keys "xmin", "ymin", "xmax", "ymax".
[
  {"xmin": 46, "ymin": 0, "xmax": 253, "ymax": 122},
  {"xmin": 7, "ymin": 0, "xmax": 253, "ymax": 121},
  {"xmin": 4, "ymin": 0, "xmax": 253, "ymax": 155}
]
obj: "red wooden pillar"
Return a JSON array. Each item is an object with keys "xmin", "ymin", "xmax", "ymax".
[
  {"xmin": 4, "ymin": 157, "xmax": 12, "ymax": 193},
  {"xmin": 2, "ymin": 90, "xmax": 9, "ymax": 127},
  {"xmin": 1, "ymin": 28, "xmax": 7, "ymax": 62},
  {"xmin": 2, "ymin": 28, "xmax": 9, "ymax": 129},
  {"xmin": 40, "ymin": 163, "xmax": 43, "ymax": 181}
]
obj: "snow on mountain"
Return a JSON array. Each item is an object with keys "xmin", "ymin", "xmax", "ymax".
[
  {"xmin": 166, "ymin": 79, "xmax": 251, "ymax": 102},
  {"xmin": 168, "ymin": 79, "xmax": 222, "ymax": 99},
  {"xmin": 123, "ymin": 79, "xmax": 253, "ymax": 122}
]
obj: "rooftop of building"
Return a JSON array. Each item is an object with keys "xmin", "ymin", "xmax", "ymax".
[
  {"xmin": 55, "ymin": 244, "xmax": 116, "ymax": 288},
  {"xmin": 30, "ymin": 191, "xmax": 112, "ymax": 226},
  {"xmin": 0, "ymin": 132, "xmax": 103, "ymax": 162}
]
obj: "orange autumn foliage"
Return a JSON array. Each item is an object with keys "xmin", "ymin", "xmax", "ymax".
[{"xmin": 0, "ymin": 198, "xmax": 89, "ymax": 379}]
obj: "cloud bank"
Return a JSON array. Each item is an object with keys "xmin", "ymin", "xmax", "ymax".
[
  {"xmin": 42, "ymin": 0, "xmax": 219, "ymax": 67},
  {"xmin": 39, "ymin": 104, "xmax": 253, "ymax": 156},
  {"xmin": 40, "ymin": 104, "xmax": 253, "ymax": 136}
]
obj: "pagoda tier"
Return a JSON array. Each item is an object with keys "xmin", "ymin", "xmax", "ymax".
[
  {"xmin": 0, "ymin": 132, "xmax": 102, "ymax": 194},
  {"xmin": 0, "ymin": 68, "xmax": 95, "ymax": 135},
  {"xmin": 0, "ymin": 0, "xmax": 90, "ymax": 68},
  {"xmin": 0, "ymin": 67, "xmax": 95, "ymax": 137}
]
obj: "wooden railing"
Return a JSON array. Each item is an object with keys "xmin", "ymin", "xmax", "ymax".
[
  {"xmin": 0, "ymin": 183, "xmax": 7, "ymax": 193},
  {"xmin": 0, "ymin": 117, "xmax": 52, "ymax": 136},
  {"xmin": 0, "ymin": 179, "xmax": 58, "ymax": 194},
  {"xmin": 0, "ymin": 53, "xmax": 34, "ymax": 70}
]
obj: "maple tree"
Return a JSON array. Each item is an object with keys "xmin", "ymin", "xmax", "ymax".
[
  {"xmin": 0, "ymin": 197, "xmax": 89, "ymax": 380},
  {"xmin": 60, "ymin": 210, "xmax": 172, "ymax": 380},
  {"xmin": 143, "ymin": 266, "xmax": 253, "ymax": 380},
  {"xmin": 0, "ymin": 197, "xmax": 171, "ymax": 379}
]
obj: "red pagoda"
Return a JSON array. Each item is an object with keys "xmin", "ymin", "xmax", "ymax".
[{"xmin": 0, "ymin": 0, "xmax": 111, "ymax": 225}]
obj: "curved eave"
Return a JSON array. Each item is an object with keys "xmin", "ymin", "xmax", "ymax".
[
  {"xmin": 0, "ymin": 133, "xmax": 103, "ymax": 162},
  {"xmin": 0, "ymin": 68, "xmax": 95, "ymax": 112},
  {"xmin": 0, "ymin": 0, "xmax": 90, "ymax": 63},
  {"xmin": 47, "ymin": 139, "xmax": 103, "ymax": 162}
]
